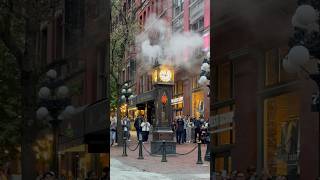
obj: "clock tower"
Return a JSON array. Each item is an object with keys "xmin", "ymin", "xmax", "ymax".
[{"xmin": 151, "ymin": 63, "xmax": 176, "ymax": 154}]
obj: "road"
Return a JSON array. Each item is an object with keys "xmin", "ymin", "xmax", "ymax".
[{"xmin": 110, "ymin": 158, "xmax": 210, "ymax": 180}]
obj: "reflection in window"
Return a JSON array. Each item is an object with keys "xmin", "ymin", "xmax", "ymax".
[
  {"xmin": 265, "ymin": 47, "xmax": 296, "ymax": 87},
  {"xmin": 264, "ymin": 92, "xmax": 300, "ymax": 177}
]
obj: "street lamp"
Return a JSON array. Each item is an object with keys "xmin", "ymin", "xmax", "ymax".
[
  {"xmin": 120, "ymin": 82, "xmax": 135, "ymax": 156},
  {"xmin": 120, "ymin": 83, "xmax": 134, "ymax": 117},
  {"xmin": 198, "ymin": 52, "xmax": 211, "ymax": 162},
  {"xmin": 36, "ymin": 69, "xmax": 75, "ymax": 177},
  {"xmin": 283, "ymin": 1, "xmax": 320, "ymax": 178}
]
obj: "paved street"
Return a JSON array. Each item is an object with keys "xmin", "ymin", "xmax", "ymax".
[{"xmin": 110, "ymin": 133, "xmax": 210, "ymax": 180}]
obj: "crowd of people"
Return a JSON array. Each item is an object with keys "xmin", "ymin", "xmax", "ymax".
[
  {"xmin": 171, "ymin": 115, "xmax": 209, "ymax": 144},
  {"xmin": 35, "ymin": 167, "xmax": 109, "ymax": 180},
  {"xmin": 110, "ymin": 113, "xmax": 210, "ymax": 146}
]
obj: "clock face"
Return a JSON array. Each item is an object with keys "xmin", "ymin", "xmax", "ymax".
[{"xmin": 159, "ymin": 70, "xmax": 172, "ymax": 82}]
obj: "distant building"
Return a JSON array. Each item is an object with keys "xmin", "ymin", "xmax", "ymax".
[
  {"xmin": 120, "ymin": 0, "xmax": 210, "ymax": 125},
  {"xmin": 37, "ymin": 0, "xmax": 110, "ymax": 178},
  {"xmin": 210, "ymin": 1, "xmax": 316, "ymax": 179}
]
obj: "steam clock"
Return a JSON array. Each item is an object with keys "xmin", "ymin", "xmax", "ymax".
[{"xmin": 151, "ymin": 63, "xmax": 176, "ymax": 154}]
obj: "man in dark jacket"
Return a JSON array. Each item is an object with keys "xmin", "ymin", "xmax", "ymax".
[
  {"xmin": 134, "ymin": 115, "xmax": 143, "ymax": 141},
  {"xmin": 193, "ymin": 117, "xmax": 202, "ymax": 143},
  {"xmin": 176, "ymin": 116, "xmax": 184, "ymax": 144}
]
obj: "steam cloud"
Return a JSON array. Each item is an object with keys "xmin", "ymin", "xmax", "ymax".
[{"xmin": 135, "ymin": 14, "xmax": 204, "ymax": 73}]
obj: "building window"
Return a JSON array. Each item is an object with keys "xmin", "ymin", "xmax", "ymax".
[
  {"xmin": 173, "ymin": 0, "xmax": 184, "ymax": 17},
  {"xmin": 190, "ymin": 16, "xmax": 204, "ymax": 32},
  {"xmin": 129, "ymin": 60, "xmax": 136, "ymax": 82},
  {"xmin": 263, "ymin": 92, "xmax": 300, "ymax": 177},
  {"xmin": 265, "ymin": 47, "xmax": 296, "ymax": 87},
  {"xmin": 215, "ymin": 62, "xmax": 233, "ymax": 102},
  {"xmin": 192, "ymin": 75, "xmax": 200, "ymax": 90},
  {"xmin": 212, "ymin": 107, "xmax": 234, "ymax": 146},
  {"xmin": 174, "ymin": 80, "xmax": 183, "ymax": 95}
]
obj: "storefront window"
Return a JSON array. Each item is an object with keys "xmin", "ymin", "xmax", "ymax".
[
  {"xmin": 264, "ymin": 92, "xmax": 300, "ymax": 177},
  {"xmin": 192, "ymin": 90, "xmax": 204, "ymax": 118},
  {"xmin": 265, "ymin": 47, "xmax": 297, "ymax": 87},
  {"xmin": 212, "ymin": 106, "xmax": 234, "ymax": 146}
]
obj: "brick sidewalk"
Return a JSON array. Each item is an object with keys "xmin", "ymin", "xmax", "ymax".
[{"xmin": 111, "ymin": 132, "xmax": 210, "ymax": 175}]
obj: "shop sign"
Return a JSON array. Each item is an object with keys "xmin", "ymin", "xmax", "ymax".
[
  {"xmin": 211, "ymin": 112, "xmax": 234, "ymax": 127},
  {"xmin": 171, "ymin": 96, "xmax": 183, "ymax": 105}
]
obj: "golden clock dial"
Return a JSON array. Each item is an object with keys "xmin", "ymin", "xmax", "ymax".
[{"xmin": 159, "ymin": 70, "xmax": 172, "ymax": 82}]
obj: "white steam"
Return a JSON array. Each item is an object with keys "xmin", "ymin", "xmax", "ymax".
[{"xmin": 136, "ymin": 14, "xmax": 204, "ymax": 72}]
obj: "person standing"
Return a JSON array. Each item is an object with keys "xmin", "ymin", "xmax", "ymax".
[
  {"xmin": 186, "ymin": 116, "xmax": 192, "ymax": 143},
  {"xmin": 182, "ymin": 116, "xmax": 188, "ymax": 143},
  {"xmin": 134, "ymin": 115, "xmax": 143, "ymax": 141},
  {"xmin": 194, "ymin": 117, "xmax": 202, "ymax": 143},
  {"xmin": 176, "ymin": 116, "xmax": 184, "ymax": 144},
  {"xmin": 121, "ymin": 116, "xmax": 130, "ymax": 140},
  {"xmin": 110, "ymin": 116, "xmax": 117, "ymax": 146},
  {"xmin": 141, "ymin": 118, "xmax": 151, "ymax": 142}
]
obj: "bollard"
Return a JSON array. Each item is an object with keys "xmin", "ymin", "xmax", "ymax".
[
  {"xmin": 122, "ymin": 136, "xmax": 127, "ymax": 157},
  {"xmin": 161, "ymin": 140, "xmax": 167, "ymax": 162},
  {"xmin": 138, "ymin": 133, "xmax": 144, "ymax": 159},
  {"xmin": 196, "ymin": 141, "xmax": 203, "ymax": 164}
]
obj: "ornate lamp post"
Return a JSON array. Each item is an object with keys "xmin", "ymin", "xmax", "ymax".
[
  {"xmin": 120, "ymin": 83, "xmax": 135, "ymax": 117},
  {"xmin": 120, "ymin": 83, "xmax": 135, "ymax": 156},
  {"xmin": 283, "ymin": 1, "xmax": 319, "ymax": 178},
  {"xmin": 198, "ymin": 52, "xmax": 211, "ymax": 162},
  {"xmin": 36, "ymin": 69, "xmax": 75, "ymax": 177}
]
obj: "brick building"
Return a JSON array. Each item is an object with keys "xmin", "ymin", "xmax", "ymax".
[
  {"xmin": 36, "ymin": 0, "xmax": 110, "ymax": 178},
  {"xmin": 120, "ymin": 0, "xmax": 210, "ymax": 127},
  {"xmin": 210, "ymin": 1, "xmax": 318, "ymax": 179}
]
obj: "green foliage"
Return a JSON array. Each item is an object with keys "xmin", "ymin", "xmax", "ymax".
[
  {"xmin": 0, "ymin": 41, "xmax": 22, "ymax": 165},
  {"xmin": 110, "ymin": 0, "xmax": 141, "ymax": 110}
]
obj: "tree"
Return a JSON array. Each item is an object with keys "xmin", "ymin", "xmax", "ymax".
[
  {"xmin": 0, "ymin": 42, "xmax": 21, "ymax": 167},
  {"xmin": 110, "ymin": 0, "xmax": 146, "ymax": 144},
  {"xmin": 0, "ymin": 0, "xmax": 60, "ymax": 179}
]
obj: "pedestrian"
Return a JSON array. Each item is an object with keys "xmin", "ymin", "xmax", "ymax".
[
  {"xmin": 141, "ymin": 118, "xmax": 151, "ymax": 142},
  {"xmin": 134, "ymin": 115, "xmax": 143, "ymax": 141},
  {"xmin": 121, "ymin": 116, "xmax": 130, "ymax": 140},
  {"xmin": 176, "ymin": 116, "xmax": 184, "ymax": 144},
  {"xmin": 193, "ymin": 117, "xmax": 202, "ymax": 143},
  {"xmin": 200, "ymin": 119, "xmax": 209, "ymax": 143},
  {"xmin": 110, "ymin": 116, "xmax": 117, "ymax": 146},
  {"xmin": 186, "ymin": 115, "xmax": 192, "ymax": 143},
  {"xmin": 182, "ymin": 115, "xmax": 187, "ymax": 143}
]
